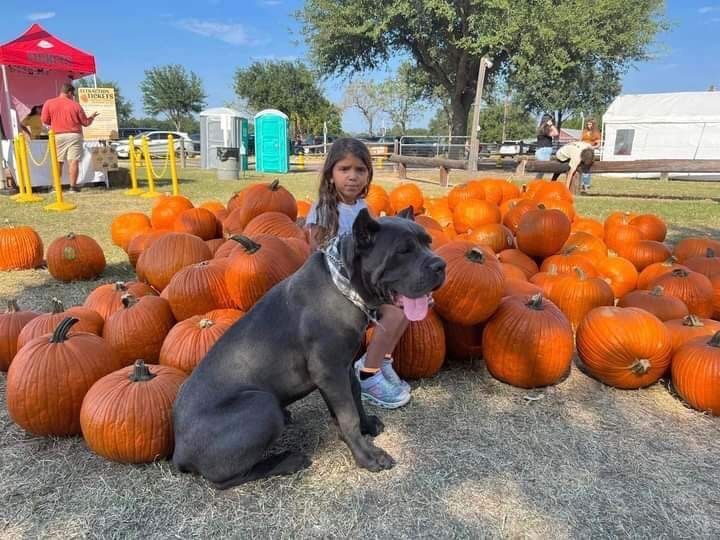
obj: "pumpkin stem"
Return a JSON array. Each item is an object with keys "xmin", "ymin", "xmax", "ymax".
[
  {"xmin": 466, "ymin": 247, "xmax": 486, "ymax": 263},
  {"xmin": 527, "ymin": 294, "xmax": 544, "ymax": 310},
  {"xmin": 682, "ymin": 315, "xmax": 703, "ymax": 327},
  {"xmin": 113, "ymin": 281, "xmax": 129, "ymax": 292},
  {"xmin": 573, "ymin": 267, "xmax": 586, "ymax": 281},
  {"xmin": 649, "ymin": 286, "xmax": 664, "ymax": 297},
  {"xmin": 6, "ymin": 299, "xmax": 21, "ymax": 313},
  {"xmin": 50, "ymin": 297, "xmax": 65, "ymax": 314},
  {"xmin": 537, "ymin": 203, "xmax": 546, "ymax": 210},
  {"xmin": 229, "ymin": 235, "xmax": 261, "ymax": 254},
  {"xmin": 708, "ymin": 332, "xmax": 720, "ymax": 348},
  {"xmin": 270, "ymin": 179, "xmax": 280, "ymax": 191},
  {"xmin": 671, "ymin": 268, "xmax": 689, "ymax": 278},
  {"xmin": 629, "ymin": 359, "xmax": 651, "ymax": 375},
  {"xmin": 129, "ymin": 360, "xmax": 157, "ymax": 382},
  {"xmin": 662, "ymin": 256, "xmax": 677, "ymax": 267},
  {"xmin": 50, "ymin": 317, "xmax": 79, "ymax": 343},
  {"xmin": 707, "ymin": 248, "xmax": 715, "ymax": 258},
  {"xmin": 199, "ymin": 318, "xmax": 215, "ymax": 329},
  {"xmin": 66, "ymin": 232, "xmax": 76, "ymax": 239},
  {"xmin": 121, "ymin": 293, "xmax": 139, "ymax": 309}
]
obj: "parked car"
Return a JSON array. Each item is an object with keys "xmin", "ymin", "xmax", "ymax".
[
  {"xmin": 117, "ymin": 127, "xmax": 160, "ymax": 140},
  {"xmin": 113, "ymin": 131, "xmax": 195, "ymax": 159},
  {"xmin": 189, "ymin": 133, "xmax": 201, "ymax": 154},
  {"xmin": 498, "ymin": 140, "xmax": 527, "ymax": 157}
]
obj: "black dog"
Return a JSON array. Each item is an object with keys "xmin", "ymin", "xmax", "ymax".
[{"xmin": 172, "ymin": 209, "xmax": 446, "ymax": 489}]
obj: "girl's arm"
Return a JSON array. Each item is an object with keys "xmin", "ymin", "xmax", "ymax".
[{"xmin": 306, "ymin": 224, "xmax": 322, "ymax": 252}]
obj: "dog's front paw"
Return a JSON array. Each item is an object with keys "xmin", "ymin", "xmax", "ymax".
[
  {"xmin": 361, "ymin": 415, "xmax": 384, "ymax": 436},
  {"xmin": 354, "ymin": 445, "xmax": 395, "ymax": 472}
]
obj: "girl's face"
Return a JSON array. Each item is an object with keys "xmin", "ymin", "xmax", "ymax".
[
  {"xmin": 331, "ymin": 154, "xmax": 369, "ymax": 204},
  {"xmin": 587, "ymin": 122, "xmax": 594, "ymax": 129}
]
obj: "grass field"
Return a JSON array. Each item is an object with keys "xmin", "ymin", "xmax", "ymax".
[{"xmin": 1, "ymin": 168, "xmax": 720, "ymax": 538}]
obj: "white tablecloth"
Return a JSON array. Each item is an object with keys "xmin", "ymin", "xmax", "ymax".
[{"xmin": 1, "ymin": 138, "xmax": 108, "ymax": 187}]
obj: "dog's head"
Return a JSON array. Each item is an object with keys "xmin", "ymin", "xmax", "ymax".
[{"xmin": 345, "ymin": 207, "xmax": 446, "ymax": 320}]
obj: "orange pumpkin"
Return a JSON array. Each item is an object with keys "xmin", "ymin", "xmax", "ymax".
[
  {"xmin": 447, "ymin": 183, "xmax": 476, "ymax": 210},
  {"xmin": 159, "ymin": 311, "xmax": 238, "ymax": 373},
  {"xmin": 17, "ymin": 298, "xmax": 104, "ymax": 350},
  {"xmin": 226, "ymin": 179, "xmax": 298, "ymax": 231},
  {"xmin": 595, "ymin": 256, "xmax": 638, "ymax": 298},
  {"xmin": 636, "ymin": 257, "xmax": 688, "ymax": 290},
  {"xmin": 173, "ymin": 207, "xmax": 219, "ymax": 241},
  {"xmin": 618, "ymin": 286, "xmax": 689, "ymax": 322},
  {"xmin": 242, "ymin": 211, "xmax": 306, "ymax": 241},
  {"xmin": 389, "ymin": 183, "xmax": 424, "ymax": 214},
  {"xmin": 80, "ymin": 360, "xmax": 187, "ymax": 462},
  {"xmin": 605, "ymin": 224, "xmax": 643, "ymax": 254},
  {"xmin": 629, "ymin": 214, "xmax": 667, "ymax": 242},
  {"xmin": 458, "ymin": 223, "xmax": 514, "ymax": 253},
  {"xmin": 483, "ymin": 294, "xmax": 573, "ymax": 388},
  {"xmin": 433, "ymin": 242, "xmax": 504, "ymax": 325},
  {"xmin": 224, "ymin": 235, "xmax": 302, "ymax": 311},
  {"xmin": 576, "ymin": 306, "xmax": 672, "ymax": 389},
  {"xmin": 151, "ymin": 195, "xmax": 194, "ymax": 230},
  {"xmin": 84, "ymin": 281, "xmax": 157, "ymax": 321},
  {"xmin": 546, "ymin": 268, "xmax": 614, "ymax": 330},
  {"xmin": 502, "ymin": 199, "xmax": 536, "ymax": 234},
  {"xmin": 665, "ymin": 315, "xmax": 720, "ymax": 353},
  {"xmin": 620, "ymin": 240, "xmax": 672, "ymax": 272},
  {"xmin": 497, "ymin": 249, "xmax": 539, "ymax": 280},
  {"xmin": 648, "ymin": 268, "xmax": 714, "ymax": 318},
  {"xmin": 503, "ymin": 278, "xmax": 542, "ymax": 298},
  {"xmin": 110, "ymin": 212, "xmax": 151, "ymax": 252},
  {"xmin": 684, "ymin": 248, "xmax": 720, "ymax": 280},
  {"xmin": 516, "ymin": 207, "xmax": 571, "ymax": 258},
  {"xmin": 163, "ymin": 260, "xmax": 235, "ymax": 320},
  {"xmin": 365, "ymin": 184, "xmax": 390, "ymax": 217},
  {"xmin": 136, "ymin": 233, "xmax": 212, "ymax": 291},
  {"xmin": 46, "ymin": 233, "xmax": 106, "ymax": 282},
  {"xmin": 604, "ymin": 211, "xmax": 637, "ymax": 235},
  {"xmin": 671, "ymin": 332, "xmax": 720, "ymax": 415},
  {"xmin": 571, "ymin": 217, "xmax": 605, "ymax": 240},
  {"xmin": 390, "ymin": 309, "xmax": 445, "ymax": 379},
  {"xmin": 0, "ymin": 224, "xmax": 43, "ymax": 270},
  {"xmin": 126, "ymin": 230, "xmax": 169, "ymax": 268},
  {"xmin": 0, "ymin": 300, "xmax": 40, "ymax": 371},
  {"xmin": 102, "ymin": 294, "xmax": 176, "ymax": 366},
  {"xmin": 199, "ymin": 200, "xmax": 226, "ymax": 217},
  {"xmin": 7, "ymin": 318, "xmax": 118, "ymax": 436},
  {"xmin": 443, "ymin": 321, "xmax": 484, "ymax": 361},
  {"xmin": 673, "ymin": 237, "xmax": 720, "ymax": 263},
  {"xmin": 540, "ymin": 249, "xmax": 598, "ymax": 277}
]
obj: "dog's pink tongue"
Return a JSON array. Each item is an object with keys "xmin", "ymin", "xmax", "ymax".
[{"xmin": 399, "ymin": 295, "xmax": 429, "ymax": 321}]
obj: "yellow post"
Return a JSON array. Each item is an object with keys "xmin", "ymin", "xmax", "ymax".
[
  {"xmin": 168, "ymin": 134, "xmax": 179, "ymax": 196},
  {"xmin": 296, "ymin": 152, "xmax": 305, "ymax": 171},
  {"xmin": 44, "ymin": 129, "xmax": 76, "ymax": 212},
  {"xmin": 140, "ymin": 135, "xmax": 161, "ymax": 198},
  {"xmin": 10, "ymin": 136, "xmax": 27, "ymax": 201},
  {"xmin": 18, "ymin": 135, "xmax": 42, "ymax": 202},
  {"xmin": 125, "ymin": 135, "xmax": 144, "ymax": 195}
]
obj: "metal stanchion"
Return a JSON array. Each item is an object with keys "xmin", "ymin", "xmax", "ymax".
[
  {"xmin": 44, "ymin": 130, "xmax": 75, "ymax": 211},
  {"xmin": 140, "ymin": 135, "xmax": 161, "ymax": 198},
  {"xmin": 168, "ymin": 134, "xmax": 179, "ymax": 196},
  {"xmin": 125, "ymin": 135, "xmax": 144, "ymax": 195},
  {"xmin": 18, "ymin": 135, "xmax": 42, "ymax": 203}
]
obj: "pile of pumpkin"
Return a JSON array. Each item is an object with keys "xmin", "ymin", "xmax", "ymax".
[{"xmin": 1, "ymin": 176, "xmax": 720, "ymax": 467}]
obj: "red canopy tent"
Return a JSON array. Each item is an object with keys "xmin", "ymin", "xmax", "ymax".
[{"xmin": 0, "ymin": 24, "xmax": 96, "ymax": 138}]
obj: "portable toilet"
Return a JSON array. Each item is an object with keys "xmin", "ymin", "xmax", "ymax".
[
  {"xmin": 254, "ymin": 109, "xmax": 290, "ymax": 173},
  {"xmin": 199, "ymin": 107, "xmax": 249, "ymax": 170}
]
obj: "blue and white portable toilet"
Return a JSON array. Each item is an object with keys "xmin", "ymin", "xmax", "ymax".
[{"xmin": 254, "ymin": 109, "xmax": 290, "ymax": 173}]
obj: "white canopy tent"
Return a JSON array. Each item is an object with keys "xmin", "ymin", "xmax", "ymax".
[{"xmin": 601, "ymin": 91, "xmax": 720, "ymax": 179}]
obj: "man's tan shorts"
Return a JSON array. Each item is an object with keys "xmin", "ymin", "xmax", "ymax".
[{"xmin": 55, "ymin": 132, "xmax": 84, "ymax": 162}]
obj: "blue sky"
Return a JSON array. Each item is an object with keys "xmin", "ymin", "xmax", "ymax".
[{"xmin": 2, "ymin": 1, "xmax": 719, "ymax": 133}]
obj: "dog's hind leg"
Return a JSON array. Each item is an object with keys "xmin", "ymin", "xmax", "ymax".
[{"xmin": 213, "ymin": 451, "xmax": 312, "ymax": 489}]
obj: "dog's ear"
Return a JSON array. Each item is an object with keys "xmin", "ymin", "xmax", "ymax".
[
  {"xmin": 352, "ymin": 208, "xmax": 380, "ymax": 250},
  {"xmin": 396, "ymin": 206, "xmax": 415, "ymax": 221}
]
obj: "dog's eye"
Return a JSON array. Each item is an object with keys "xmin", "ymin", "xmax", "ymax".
[{"xmin": 397, "ymin": 243, "xmax": 413, "ymax": 254}]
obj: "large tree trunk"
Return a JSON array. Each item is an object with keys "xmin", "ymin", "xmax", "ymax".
[{"xmin": 450, "ymin": 97, "xmax": 472, "ymax": 137}]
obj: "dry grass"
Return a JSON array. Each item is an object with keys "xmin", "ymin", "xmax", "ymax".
[{"xmin": 1, "ymin": 168, "xmax": 720, "ymax": 538}]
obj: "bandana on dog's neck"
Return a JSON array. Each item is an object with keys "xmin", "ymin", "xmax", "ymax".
[{"xmin": 322, "ymin": 235, "xmax": 379, "ymax": 325}]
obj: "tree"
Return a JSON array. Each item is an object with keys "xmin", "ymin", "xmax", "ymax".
[
  {"xmin": 300, "ymin": 0, "xmax": 666, "ymax": 136},
  {"xmin": 341, "ymin": 80, "xmax": 384, "ymax": 136},
  {"xmin": 140, "ymin": 64, "xmax": 205, "ymax": 131},
  {"xmin": 77, "ymin": 78, "xmax": 133, "ymax": 125},
  {"xmin": 506, "ymin": 1, "xmax": 666, "ymax": 129},
  {"xmin": 234, "ymin": 61, "xmax": 341, "ymax": 138},
  {"xmin": 476, "ymin": 96, "xmax": 536, "ymax": 143},
  {"xmin": 379, "ymin": 62, "xmax": 426, "ymax": 135}
]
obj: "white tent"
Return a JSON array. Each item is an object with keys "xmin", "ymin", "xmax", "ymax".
[{"xmin": 601, "ymin": 91, "xmax": 720, "ymax": 178}]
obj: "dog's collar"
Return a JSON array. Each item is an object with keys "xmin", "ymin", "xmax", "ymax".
[{"xmin": 322, "ymin": 236, "xmax": 379, "ymax": 324}]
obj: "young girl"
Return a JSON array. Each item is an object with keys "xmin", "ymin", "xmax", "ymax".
[{"xmin": 305, "ymin": 137, "xmax": 412, "ymax": 409}]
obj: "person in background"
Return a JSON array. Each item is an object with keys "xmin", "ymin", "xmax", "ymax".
[
  {"xmin": 580, "ymin": 118, "xmax": 602, "ymax": 192},
  {"xmin": 551, "ymin": 140, "xmax": 595, "ymax": 189},
  {"xmin": 20, "ymin": 106, "xmax": 45, "ymax": 139},
  {"xmin": 41, "ymin": 83, "xmax": 99, "ymax": 193},
  {"xmin": 534, "ymin": 114, "xmax": 559, "ymax": 179}
]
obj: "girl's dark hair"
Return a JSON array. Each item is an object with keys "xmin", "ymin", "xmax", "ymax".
[
  {"xmin": 537, "ymin": 114, "xmax": 554, "ymax": 137},
  {"xmin": 313, "ymin": 137, "xmax": 373, "ymax": 246},
  {"xmin": 29, "ymin": 105, "xmax": 42, "ymax": 116}
]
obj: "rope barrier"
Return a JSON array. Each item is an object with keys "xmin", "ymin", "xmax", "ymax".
[
  {"xmin": 25, "ymin": 138, "xmax": 50, "ymax": 167},
  {"xmin": 147, "ymin": 152, "xmax": 170, "ymax": 179}
]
